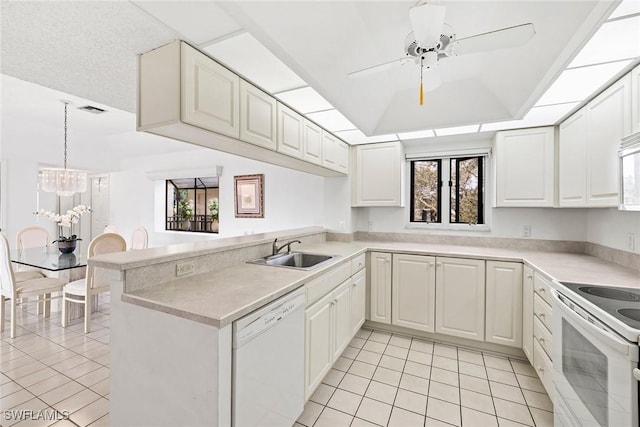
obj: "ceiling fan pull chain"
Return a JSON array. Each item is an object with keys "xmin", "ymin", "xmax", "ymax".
[{"xmin": 419, "ymin": 55, "xmax": 424, "ymax": 105}]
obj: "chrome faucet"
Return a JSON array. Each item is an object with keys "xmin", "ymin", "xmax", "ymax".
[{"xmin": 272, "ymin": 238, "xmax": 301, "ymax": 255}]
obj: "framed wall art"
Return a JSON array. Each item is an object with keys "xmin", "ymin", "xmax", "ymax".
[{"xmin": 234, "ymin": 174, "xmax": 264, "ymax": 218}]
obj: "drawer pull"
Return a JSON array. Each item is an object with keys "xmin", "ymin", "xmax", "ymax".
[
  {"xmin": 538, "ymin": 338, "xmax": 545, "ymax": 344},
  {"xmin": 537, "ymin": 365, "xmax": 544, "ymax": 374},
  {"xmin": 538, "ymin": 313, "xmax": 545, "ymax": 319},
  {"xmin": 527, "ymin": 274, "xmax": 533, "ymax": 279},
  {"xmin": 538, "ymin": 287, "xmax": 546, "ymax": 294}
]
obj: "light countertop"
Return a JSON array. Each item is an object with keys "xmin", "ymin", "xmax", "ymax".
[{"xmin": 120, "ymin": 240, "xmax": 640, "ymax": 328}]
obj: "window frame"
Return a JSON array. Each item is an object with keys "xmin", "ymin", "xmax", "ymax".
[
  {"xmin": 410, "ymin": 159, "xmax": 442, "ymax": 223},
  {"xmin": 408, "ymin": 155, "xmax": 488, "ymax": 230},
  {"xmin": 165, "ymin": 178, "xmax": 219, "ymax": 234},
  {"xmin": 449, "ymin": 156, "xmax": 484, "ymax": 225}
]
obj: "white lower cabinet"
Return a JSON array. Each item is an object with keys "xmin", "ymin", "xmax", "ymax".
[
  {"xmin": 522, "ymin": 266, "xmax": 534, "ymax": 364},
  {"xmin": 332, "ymin": 280, "xmax": 352, "ymax": 361},
  {"xmin": 435, "ymin": 257, "xmax": 486, "ymax": 341},
  {"xmin": 369, "ymin": 252, "xmax": 392, "ymax": 324},
  {"xmin": 350, "ymin": 269, "xmax": 366, "ymax": 337},
  {"xmin": 304, "ymin": 291, "xmax": 333, "ymax": 399},
  {"xmin": 304, "ymin": 259, "xmax": 363, "ymax": 400},
  {"xmin": 391, "ymin": 254, "xmax": 436, "ymax": 333},
  {"xmin": 485, "ymin": 261, "xmax": 523, "ymax": 348}
]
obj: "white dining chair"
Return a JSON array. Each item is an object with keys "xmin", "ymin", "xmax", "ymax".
[
  {"xmin": 61, "ymin": 232, "xmax": 126, "ymax": 333},
  {"xmin": 0, "ymin": 234, "xmax": 65, "ymax": 338},
  {"xmin": 14, "ymin": 225, "xmax": 50, "ymax": 282},
  {"xmin": 130, "ymin": 227, "xmax": 148, "ymax": 250}
]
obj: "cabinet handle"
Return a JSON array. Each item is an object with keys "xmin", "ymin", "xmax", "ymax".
[
  {"xmin": 526, "ymin": 275, "xmax": 533, "ymax": 279},
  {"xmin": 537, "ymin": 365, "xmax": 544, "ymax": 374},
  {"xmin": 538, "ymin": 313, "xmax": 545, "ymax": 319},
  {"xmin": 538, "ymin": 288, "xmax": 546, "ymax": 294},
  {"xmin": 437, "ymin": 262, "xmax": 442, "ymax": 267},
  {"xmin": 538, "ymin": 338, "xmax": 545, "ymax": 344}
]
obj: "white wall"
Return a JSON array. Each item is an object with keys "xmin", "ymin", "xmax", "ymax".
[
  {"xmin": 587, "ymin": 208, "xmax": 640, "ymax": 253},
  {"xmin": 110, "ymin": 147, "xmax": 326, "ymax": 247}
]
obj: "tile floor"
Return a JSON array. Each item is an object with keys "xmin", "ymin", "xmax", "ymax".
[
  {"xmin": 297, "ymin": 330, "xmax": 554, "ymax": 427},
  {"xmin": 0, "ymin": 297, "xmax": 111, "ymax": 426},
  {"xmin": 2, "ymin": 297, "xmax": 554, "ymax": 427}
]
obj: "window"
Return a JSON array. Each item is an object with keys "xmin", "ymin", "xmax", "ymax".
[
  {"xmin": 410, "ymin": 156, "xmax": 485, "ymax": 225},
  {"xmin": 166, "ymin": 177, "xmax": 219, "ymax": 233}
]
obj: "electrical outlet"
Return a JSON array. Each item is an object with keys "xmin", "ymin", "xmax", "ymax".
[
  {"xmin": 176, "ymin": 261, "xmax": 194, "ymax": 277},
  {"xmin": 628, "ymin": 233, "xmax": 636, "ymax": 251},
  {"xmin": 522, "ymin": 225, "xmax": 531, "ymax": 238},
  {"xmin": 368, "ymin": 221, "xmax": 374, "ymax": 231},
  {"xmin": 339, "ymin": 221, "xmax": 346, "ymax": 231}
]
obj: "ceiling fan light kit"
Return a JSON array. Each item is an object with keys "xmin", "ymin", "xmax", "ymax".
[{"xmin": 348, "ymin": 2, "xmax": 536, "ymax": 106}]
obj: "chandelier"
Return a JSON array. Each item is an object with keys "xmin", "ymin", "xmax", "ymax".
[{"xmin": 39, "ymin": 101, "xmax": 87, "ymax": 197}]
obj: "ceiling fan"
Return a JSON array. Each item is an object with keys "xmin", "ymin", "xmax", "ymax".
[{"xmin": 348, "ymin": 1, "xmax": 536, "ymax": 105}]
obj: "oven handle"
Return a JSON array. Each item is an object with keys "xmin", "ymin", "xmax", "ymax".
[{"xmin": 551, "ymin": 289, "xmax": 631, "ymax": 356}]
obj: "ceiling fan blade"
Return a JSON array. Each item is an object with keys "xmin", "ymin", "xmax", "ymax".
[
  {"xmin": 348, "ymin": 57, "xmax": 413, "ymax": 79},
  {"xmin": 449, "ymin": 23, "xmax": 535, "ymax": 56},
  {"xmin": 409, "ymin": 3, "xmax": 446, "ymax": 48}
]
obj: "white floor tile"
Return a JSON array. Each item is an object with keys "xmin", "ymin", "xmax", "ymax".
[
  {"xmin": 388, "ymin": 406, "xmax": 426, "ymax": 427},
  {"xmin": 348, "ymin": 360, "xmax": 376, "ymax": 379},
  {"xmin": 427, "ymin": 397, "xmax": 461, "ymax": 426},
  {"xmin": 356, "ymin": 350, "xmax": 383, "ymax": 366},
  {"xmin": 310, "ymin": 383, "xmax": 335, "ymax": 406},
  {"xmin": 490, "ymin": 381, "xmax": 526, "ymax": 404},
  {"xmin": 486, "ymin": 368, "xmax": 518, "ymax": 387},
  {"xmin": 410, "ymin": 340, "xmax": 434, "ymax": 354},
  {"xmin": 493, "ymin": 398, "xmax": 534, "ymax": 426},
  {"xmin": 326, "ymin": 388, "xmax": 362, "ymax": 415},
  {"xmin": 483, "ymin": 355, "xmax": 513, "ymax": 372},
  {"xmin": 363, "ymin": 340, "xmax": 387, "ymax": 354},
  {"xmin": 433, "ymin": 344, "xmax": 457, "ymax": 359},
  {"xmin": 338, "ymin": 373, "xmax": 370, "ymax": 395},
  {"xmin": 458, "ymin": 349, "xmax": 484, "ymax": 366},
  {"xmin": 322, "ymin": 369, "xmax": 346, "ymax": 387},
  {"xmin": 432, "ymin": 355, "xmax": 458, "ymax": 373},
  {"xmin": 297, "ymin": 401, "xmax": 323, "ymax": 426},
  {"xmin": 510, "ymin": 360, "xmax": 537, "ymax": 378},
  {"xmin": 522, "ymin": 389, "xmax": 553, "ymax": 412},
  {"xmin": 372, "ymin": 366, "xmax": 402, "ymax": 387},
  {"xmin": 428, "ymin": 381, "xmax": 460, "ymax": 405},
  {"xmin": 461, "ymin": 406, "xmax": 499, "ymax": 427},
  {"xmin": 529, "ymin": 407, "xmax": 554, "ymax": 427},
  {"xmin": 384, "ymin": 345, "xmax": 409, "ymax": 360},
  {"xmin": 399, "ymin": 373, "xmax": 430, "ymax": 395},
  {"xmin": 364, "ymin": 380, "xmax": 398, "ymax": 405},
  {"xmin": 369, "ymin": 332, "xmax": 392, "ymax": 345},
  {"xmin": 355, "ymin": 397, "xmax": 393, "ymax": 426},
  {"xmin": 403, "ymin": 360, "xmax": 431, "ymax": 379},
  {"xmin": 459, "ymin": 361, "xmax": 487, "ymax": 379},
  {"xmin": 378, "ymin": 355, "xmax": 405, "ymax": 372},
  {"xmin": 460, "ymin": 388, "xmax": 495, "ymax": 415},
  {"xmin": 394, "ymin": 388, "xmax": 427, "ymax": 415},
  {"xmin": 388, "ymin": 335, "xmax": 412, "ymax": 349},
  {"xmin": 430, "ymin": 366, "xmax": 459, "ymax": 386},
  {"xmin": 407, "ymin": 349, "xmax": 432, "ymax": 365}
]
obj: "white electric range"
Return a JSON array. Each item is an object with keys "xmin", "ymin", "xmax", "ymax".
[{"xmin": 552, "ymin": 281, "xmax": 640, "ymax": 427}]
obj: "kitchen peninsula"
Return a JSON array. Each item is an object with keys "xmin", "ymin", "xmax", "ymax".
[{"xmin": 92, "ymin": 227, "xmax": 640, "ymax": 426}]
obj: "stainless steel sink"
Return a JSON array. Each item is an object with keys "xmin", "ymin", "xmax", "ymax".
[{"xmin": 248, "ymin": 252, "xmax": 337, "ymax": 270}]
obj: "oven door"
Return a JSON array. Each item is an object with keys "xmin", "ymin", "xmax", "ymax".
[{"xmin": 552, "ymin": 289, "xmax": 639, "ymax": 427}]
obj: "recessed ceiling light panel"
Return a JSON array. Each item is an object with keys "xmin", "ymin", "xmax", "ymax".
[
  {"xmin": 306, "ymin": 109, "xmax": 356, "ymax": 132},
  {"xmin": 569, "ymin": 16, "xmax": 640, "ymax": 68},
  {"xmin": 480, "ymin": 102, "xmax": 580, "ymax": 132},
  {"xmin": 434, "ymin": 124, "xmax": 480, "ymax": 136},
  {"xmin": 333, "ymin": 129, "xmax": 398, "ymax": 144},
  {"xmin": 397, "ymin": 129, "xmax": 436, "ymax": 140},
  {"xmin": 275, "ymin": 87, "xmax": 333, "ymax": 114}
]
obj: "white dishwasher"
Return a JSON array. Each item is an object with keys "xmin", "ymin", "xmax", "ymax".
[{"xmin": 232, "ymin": 287, "xmax": 305, "ymax": 427}]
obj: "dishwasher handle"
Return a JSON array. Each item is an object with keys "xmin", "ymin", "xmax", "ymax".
[{"xmin": 234, "ymin": 291, "xmax": 305, "ymax": 348}]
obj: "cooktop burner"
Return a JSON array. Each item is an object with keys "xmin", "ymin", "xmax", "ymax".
[
  {"xmin": 579, "ymin": 286, "xmax": 640, "ymax": 301},
  {"xmin": 559, "ymin": 281, "xmax": 640, "ymax": 332},
  {"xmin": 618, "ymin": 308, "xmax": 640, "ymax": 322}
]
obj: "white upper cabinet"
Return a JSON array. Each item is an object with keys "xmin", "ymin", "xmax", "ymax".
[
  {"xmin": 138, "ymin": 41, "xmax": 347, "ymax": 177},
  {"xmin": 239, "ymin": 80, "xmax": 277, "ymax": 150},
  {"xmin": 494, "ymin": 127, "xmax": 555, "ymax": 207},
  {"xmin": 303, "ymin": 120, "xmax": 323, "ymax": 165},
  {"xmin": 352, "ymin": 141, "xmax": 404, "ymax": 207},
  {"xmin": 485, "ymin": 261, "xmax": 523, "ymax": 348},
  {"xmin": 585, "ymin": 73, "xmax": 631, "ymax": 207},
  {"xmin": 631, "ymin": 63, "xmax": 640, "ymax": 134},
  {"xmin": 182, "ymin": 43, "xmax": 240, "ymax": 139},
  {"xmin": 322, "ymin": 132, "xmax": 349, "ymax": 174},
  {"xmin": 276, "ymin": 103, "xmax": 305, "ymax": 159},
  {"xmin": 559, "ymin": 110, "xmax": 588, "ymax": 207}
]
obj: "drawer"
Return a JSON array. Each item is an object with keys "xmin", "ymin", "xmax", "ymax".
[
  {"xmin": 533, "ymin": 316, "xmax": 552, "ymax": 360},
  {"xmin": 533, "ymin": 338, "xmax": 554, "ymax": 402},
  {"xmin": 306, "ymin": 262, "xmax": 351, "ymax": 306},
  {"xmin": 350, "ymin": 254, "xmax": 366, "ymax": 275},
  {"xmin": 533, "ymin": 293, "xmax": 553, "ymax": 332},
  {"xmin": 533, "ymin": 272, "xmax": 552, "ymax": 306}
]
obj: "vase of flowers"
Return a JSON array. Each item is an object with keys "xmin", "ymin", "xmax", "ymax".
[
  {"xmin": 178, "ymin": 198, "xmax": 194, "ymax": 231},
  {"xmin": 37, "ymin": 204, "xmax": 91, "ymax": 253},
  {"xmin": 208, "ymin": 198, "xmax": 219, "ymax": 232}
]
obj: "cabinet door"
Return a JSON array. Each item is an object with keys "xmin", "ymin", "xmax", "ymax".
[
  {"xmin": 631, "ymin": 64, "xmax": 640, "ymax": 134},
  {"xmin": 350, "ymin": 270, "xmax": 366, "ymax": 337},
  {"xmin": 305, "ymin": 292, "xmax": 334, "ymax": 399},
  {"xmin": 276, "ymin": 103, "xmax": 304, "ymax": 159},
  {"xmin": 322, "ymin": 132, "xmax": 348, "ymax": 174},
  {"xmin": 303, "ymin": 120, "xmax": 323, "ymax": 165},
  {"xmin": 369, "ymin": 252, "xmax": 392, "ymax": 324},
  {"xmin": 332, "ymin": 280, "xmax": 352, "ymax": 360},
  {"xmin": 586, "ymin": 73, "xmax": 631, "ymax": 206},
  {"xmin": 181, "ymin": 43, "xmax": 240, "ymax": 138},
  {"xmin": 435, "ymin": 257, "xmax": 485, "ymax": 341},
  {"xmin": 558, "ymin": 110, "xmax": 588, "ymax": 207},
  {"xmin": 522, "ymin": 266, "xmax": 534, "ymax": 365},
  {"xmin": 495, "ymin": 127, "xmax": 555, "ymax": 207},
  {"xmin": 239, "ymin": 80, "xmax": 276, "ymax": 150},
  {"xmin": 392, "ymin": 254, "xmax": 436, "ymax": 333},
  {"xmin": 485, "ymin": 261, "xmax": 523, "ymax": 348},
  {"xmin": 352, "ymin": 142, "xmax": 404, "ymax": 207}
]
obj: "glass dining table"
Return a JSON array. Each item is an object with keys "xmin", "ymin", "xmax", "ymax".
[{"xmin": 11, "ymin": 246, "xmax": 90, "ymax": 319}]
